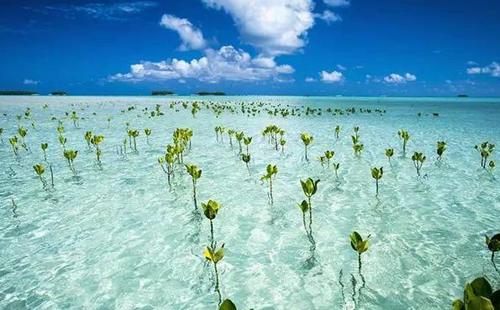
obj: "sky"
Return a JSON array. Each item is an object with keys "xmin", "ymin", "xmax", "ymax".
[{"xmin": 0, "ymin": 0, "xmax": 499, "ymax": 96}]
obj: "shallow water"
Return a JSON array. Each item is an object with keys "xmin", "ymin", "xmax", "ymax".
[{"xmin": 0, "ymin": 95, "xmax": 499, "ymax": 309}]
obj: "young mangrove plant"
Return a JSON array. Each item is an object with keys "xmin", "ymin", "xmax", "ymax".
[
  {"xmin": 451, "ymin": 277, "xmax": 500, "ymax": 310},
  {"xmin": 371, "ymin": 167, "xmax": 383, "ymax": 196},
  {"xmin": 436, "ymin": 141, "xmax": 447, "ymax": 161},
  {"xmin": 33, "ymin": 163, "xmax": 47, "ymax": 188},
  {"xmin": 144, "ymin": 128, "xmax": 152, "ymax": 145},
  {"xmin": 300, "ymin": 132, "xmax": 313, "ymax": 161},
  {"xmin": 243, "ymin": 136, "xmax": 252, "ymax": 154},
  {"xmin": 300, "ymin": 178, "xmax": 320, "ymax": 235},
  {"xmin": 353, "ymin": 143, "xmax": 364, "ymax": 157},
  {"xmin": 0, "ymin": 128, "xmax": 3, "ymax": 143},
  {"xmin": 489, "ymin": 160, "xmax": 496, "ymax": 175},
  {"xmin": 280, "ymin": 138, "xmax": 286, "ymax": 154},
  {"xmin": 127, "ymin": 129, "xmax": 140, "ymax": 152},
  {"xmin": 235, "ymin": 131, "xmax": 244, "ymax": 153},
  {"xmin": 335, "ymin": 125, "xmax": 341, "ymax": 140},
  {"xmin": 485, "ymin": 233, "xmax": 500, "ymax": 273},
  {"xmin": 350, "ymin": 231, "xmax": 371, "ymax": 290},
  {"xmin": 17, "ymin": 126, "xmax": 28, "ymax": 151},
  {"xmin": 41, "ymin": 143, "xmax": 48, "ymax": 161},
  {"xmin": 219, "ymin": 299, "xmax": 237, "ymax": 310},
  {"xmin": 186, "ymin": 164, "xmax": 202, "ymax": 210},
  {"xmin": 63, "ymin": 149, "xmax": 78, "ymax": 174},
  {"xmin": 475, "ymin": 141, "xmax": 495, "ymax": 169},
  {"xmin": 398, "ymin": 130, "xmax": 410, "ymax": 156},
  {"xmin": 9, "ymin": 136, "xmax": 19, "ymax": 156},
  {"xmin": 332, "ymin": 162, "xmax": 340, "ymax": 180},
  {"xmin": 261, "ymin": 164, "xmax": 278, "ymax": 204},
  {"xmin": 204, "ymin": 243, "xmax": 225, "ymax": 306},
  {"xmin": 90, "ymin": 134, "xmax": 104, "ymax": 165},
  {"xmin": 70, "ymin": 111, "xmax": 79, "ymax": 128},
  {"xmin": 58, "ymin": 135, "xmax": 67, "ymax": 150},
  {"xmin": 385, "ymin": 148, "xmax": 394, "ymax": 164},
  {"xmin": 411, "ymin": 152, "xmax": 426, "ymax": 177},
  {"xmin": 227, "ymin": 129, "xmax": 235, "ymax": 147},
  {"xmin": 324, "ymin": 150, "xmax": 335, "ymax": 167},
  {"xmin": 158, "ymin": 152, "xmax": 175, "ymax": 189},
  {"xmin": 84, "ymin": 131, "xmax": 93, "ymax": 150},
  {"xmin": 241, "ymin": 153, "xmax": 251, "ymax": 172},
  {"xmin": 201, "ymin": 200, "xmax": 221, "ymax": 247}
]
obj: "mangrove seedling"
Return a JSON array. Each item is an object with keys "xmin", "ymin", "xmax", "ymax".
[
  {"xmin": 84, "ymin": 131, "xmax": 93, "ymax": 150},
  {"xmin": 332, "ymin": 162, "xmax": 340, "ymax": 180},
  {"xmin": 204, "ymin": 243, "xmax": 225, "ymax": 306},
  {"xmin": 70, "ymin": 111, "xmax": 79, "ymax": 127},
  {"xmin": 350, "ymin": 231, "xmax": 370, "ymax": 287},
  {"xmin": 411, "ymin": 152, "xmax": 426, "ymax": 177},
  {"xmin": 241, "ymin": 153, "xmax": 251, "ymax": 172},
  {"xmin": 17, "ymin": 126, "xmax": 28, "ymax": 151},
  {"xmin": 0, "ymin": 127, "xmax": 3, "ymax": 143},
  {"xmin": 335, "ymin": 125, "xmax": 341, "ymax": 140},
  {"xmin": 300, "ymin": 178, "xmax": 320, "ymax": 233},
  {"xmin": 90, "ymin": 134, "xmax": 104, "ymax": 165},
  {"xmin": 41, "ymin": 143, "xmax": 48, "ymax": 161},
  {"xmin": 58, "ymin": 135, "xmax": 67, "ymax": 150},
  {"xmin": 300, "ymin": 132, "xmax": 314, "ymax": 161},
  {"xmin": 398, "ymin": 130, "xmax": 410, "ymax": 156},
  {"xmin": 385, "ymin": 148, "xmax": 394, "ymax": 164},
  {"xmin": 280, "ymin": 138, "xmax": 286, "ymax": 154},
  {"xmin": 33, "ymin": 163, "xmax": 47, "ymax": 188},
  {"xmin": 436, "ymin": 141, "xmax": 446, "ymax": 160},
  {"xmin": 475, "ymin": 142, "xmax": 495, "ymax": 169},
  {"xmin": 9, "ymin": 136, "xmax": 19, "ymax": 156},
  {"xmin": 485, "ymin": 233, "xmax": 500, "ymax": 273},
  {"xmin": 201, "ymin": 199, "xmax": 221, "ymax": 247},
  {"xmin": 127, "ymin": 129, "xmax": 140, "ymax": 152},
  {"xmin": 451, "ymin": 277, "xmax": 500, "ymax": 310},
  {"xmin": 235, "ymin": 131, "xmax": 244, "ymax": 153},
  {"xmin": 243, "ymin": 136, "xmax": 252, "ymax": 154},
  {"xmin": 324, "ymin": 150, "xmax": 335, "ymax": 167},
  {"xmin": 227, "ymin": 129, "xmax": 235, "ymax": 147},
  {"xmin": 371, "ymin": 167, "xmax": 383, "ymax": 196},
  {"xmin": 219, "ymin": 299, "xmax": 237, "ymax": 310},
  {"xmin": 63, "ymin": 149, "xmax": 78, "ymax": 174},
  {"xmin": 186, "ymin": 164, "xmax": 202, "ymax": 210},
  {"xmin": 261, "ymin": 164, "xmax": 278, "ymax": 204},
  {"xmin": 353, "ymin": 143, "xmax": 364, "ymax": 157},
  {"xmin": 489, "ymin": 160, "xmax": 496, "ymax": 174},
  {"xmin": 144, "ymin": 128, "xmax": 152, "ymax": 145}
]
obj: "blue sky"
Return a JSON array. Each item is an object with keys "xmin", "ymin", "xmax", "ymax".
[{"xmin": 0, "ymin": 0, "xmax": 499, "ymax": 96}]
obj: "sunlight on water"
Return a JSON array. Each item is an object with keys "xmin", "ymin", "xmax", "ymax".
[{"xmin": 0, "ymin": 95, "xmax": 499, "ymax": 309}]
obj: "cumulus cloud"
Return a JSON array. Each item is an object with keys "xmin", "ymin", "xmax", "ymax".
[
  {"xmin": 305, "ymin": 77, "xmax": 316, "ymax": 82},
  {"xmin": 109, "ymin": 45, "xmax": 294, "ymax": 83},
  {"xmin": 466, "ymin": 62, "xmax": 500, "ymax": 77},
  {"xmin": 160, "ymin": 14, "xmax": 206, "ymax": 50},
  {"xmin": 316, "ymin": 10, "xmax": 342, "ymax": 24},
  {"xmin": 323, "ymin": 0, "xmax": 350, "ymax": 7},
  {"xmin": 23, "ymin": 79, "xmax": 40, "ymax": 85},
  {"xmin": 384, "ymin": 73, "xmax": 417, "ymax": 84},
  {"xmin": 202, "ymin": 0, "xmax": 315, "ymax": 56},
  {"xmin": 320, "ymin": 70, "xmax": 343, "ymax": 83}
]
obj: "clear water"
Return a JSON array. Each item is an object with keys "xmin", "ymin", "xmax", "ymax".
[{"xmin": 0, "ymin": 95, "xmax": 499, "ymax": 309}]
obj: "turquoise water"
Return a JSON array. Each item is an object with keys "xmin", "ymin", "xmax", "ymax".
[{"xmin": 0, "ymin": 95, "xmax": 499, "ymax": 309}]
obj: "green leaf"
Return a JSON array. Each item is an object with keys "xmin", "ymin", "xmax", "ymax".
[
  {"xmin": 219, "ymin": 299, "xmax": 237, "ymax": 310},
  {"xmin": 470, "ymin": 277, "xmax": 493, "ymax": 299},
  {"xmin": 452, "ymin": 299, "xmax": 465, "ymax": 310}
]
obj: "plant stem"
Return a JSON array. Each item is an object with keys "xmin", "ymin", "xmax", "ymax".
[
  {"xmin": 269, "ymin": 179, "xmax": 273, "ymax": 205},
  {"xmin": 192, "ymin": 179, "xmax": 197, "ymax": 210},
  {"xmin": 209, "ymin": 220, "xmax": 214, "ymax": 249},
  {"xmin": 375, "ymin": 180, "xmax": 379, "ymax": 196},
  {"xmin": 213, "ymin": 262, "xmax": 222, "ymax": 306}
]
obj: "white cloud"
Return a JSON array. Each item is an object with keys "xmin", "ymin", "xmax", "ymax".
[
  {"xmin": 466, "ymin": 62, "xmax": 500, "ymax": 77},
  {"xmin": 202, "ymin": 0, "xmax": 315, "ymax": 56},
  {"xmin": 305, "ymin": 77, "xmax": 316, "ymax": 82},
  {"xmin": 336, "ymin": 64, "xmax": 346, "ymax": 71},
  {"xmin": 160, "ymin": 14, "xmax": 206, "ymax": 50},
  {"xmin": 320, "ymin": 70, "xmax": 343, "ymax": 83},
  {"xmin": 467, "ymin": 60, "xmax": 478, "ymax": 66},
  {"xmin": 109, "ymin": 45, "xmax": 294, "ymax": 83},
  {"xmin": 42, "ymin": 1, "xmax": 157, "ymax": 20},
  {"xmin": 323, "ymin": 0, "xmax": 350, "ymax": 7},
  {"xmin": 383, "ymin": 72, "xmax": 417, "ymax": 84},
  {"xmin": 23, "ymin": 79, "xmax": 40, "ymax": 85},
  {"xmin": 316, "ymin": 10, "xmax": 342, "ymax": 24}
]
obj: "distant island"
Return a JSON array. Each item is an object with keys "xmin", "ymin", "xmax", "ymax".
[
  {"xmin": 151, "ymin": 90, "xmax": 174, "ymax": 96},
  {"xmin": 50, "ymin": 91, "xmax": 68, "ymax": 96},
  {"xmin": 0, "ymin": 90, "xmax": 38, "ymax": 95},
  {"xmin": 197, "ymin": 91, "xmax": 226, "ymax": 96},
  {"xmin": 457, "ymin": 94, "xmax": 468, "ymax": 98}
]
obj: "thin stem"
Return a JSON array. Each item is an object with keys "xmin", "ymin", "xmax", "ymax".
[
  {"xmin": 209, "ymin": 220, "xmax": 214, "ymax": 249},
  {"xmin": 269, "ymin": 179, "xmax": 273, "ymax": 205},
  {"xmin": 213, "ymin": 262, "xmax": 222, "ymax": 306},
  {"xmin": 192, "ymin": 179, "xmax": 197, "ymax": 210}
]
